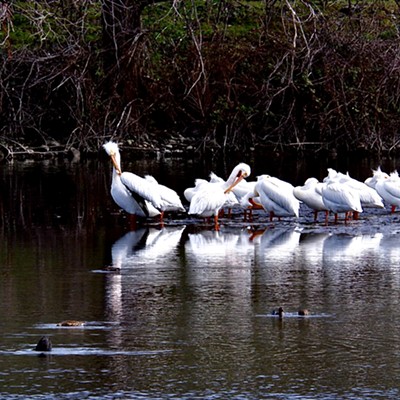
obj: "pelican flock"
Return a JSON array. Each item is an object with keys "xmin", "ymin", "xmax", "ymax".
[{"xmin": 103, "ymin": 141, "xmax": 397, "ymax": 227}]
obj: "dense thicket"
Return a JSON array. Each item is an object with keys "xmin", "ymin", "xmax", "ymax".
[{"xmin": 1, "ymin": 0, "xmax": 400, "ymax": 156}]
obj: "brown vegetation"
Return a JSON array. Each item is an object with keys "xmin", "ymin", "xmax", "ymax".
[{"xmin": 0, "ymin": 1, "xmax": 400, "ymax": 158}]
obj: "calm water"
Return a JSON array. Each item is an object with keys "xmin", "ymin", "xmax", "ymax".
[{"xmin": 1, "ymin": 154, "xmax": 400, "ymax": 399}]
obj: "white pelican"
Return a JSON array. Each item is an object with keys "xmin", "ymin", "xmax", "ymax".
[
  {"xmin": 324, "ymin": 168, "xmax": 383, "ymax": 219},
  {"xmin": 293, "ymin": 177, "xmax": 328, "ymax": 222},
  {"xmin": 336, "ymin": 171, "xmax": 384, "ymax": 211},
  {"xmin": 103, "ymin": 141, "xmax": 184, "ymax": 225},
  {"xmin": 375, "ymin": 170, "xmax": 400, "ymax": 213},
  {"xmin": 253, "ymin": 175, "xmax": 300, "ymax": 221},
  {"xmin": 235, "ymin": 185, "xmax": 263, "ymax": 221},
  {"xmin": 188, "ymin": 163, "xmax": 251, "ymax": 230},
  {"xmin": 364, "ymin": 166, "xmax": 389, "ymax": 189},
  {"xmin": 183, "ymin": 178, "xmax": 208, "ymax": 203},
  {"xmin": 185, "ymin": 172, "xmax": 239, "ymax": 214},
  {"xmin": 208, "ymin": 171, "xmax": 239, "ymax": 216},
  {"xmin": 321, "ymin": 171, "xmax": 363, "ymax": 223},
  {"xmin": 231, "ymin": 179, "xmax": 263, "ymax": 221},
  {"xmin": 144, "ymin": 175, "xmax": 186, "ymax": 214}
]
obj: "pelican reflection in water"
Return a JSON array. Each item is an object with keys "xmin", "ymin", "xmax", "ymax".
[{"xmin": 104, "ymin": 226, "xmax": 186, "ymax": 346}]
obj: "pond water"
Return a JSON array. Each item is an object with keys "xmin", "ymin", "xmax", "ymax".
[{"xmin": 1, "ymin": 153, "xmax": 400, "ymax": 399}]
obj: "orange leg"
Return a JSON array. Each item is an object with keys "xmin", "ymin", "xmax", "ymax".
[
  {"xmin": 159, "ymin": 211, "xmax": 165, "ymax": 227},
  {"xmin": 214, "ymin": 215, "xmax": 220, "ymax": 231},
  {"xmin": 391, "ymin": 205, "xmax": 396, "ymax": 213}
]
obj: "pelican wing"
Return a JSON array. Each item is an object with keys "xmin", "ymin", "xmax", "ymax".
[
  {"xmin": 158, "ymin": 184, "xmax": 186, "ymax": 211},
  {"xmin": 144, "ymin": 175, "xmax": 185, "ymax": 212},
  {"xmin": 293, "ymin": 185, "xmax": 326, "ymax": 211},
  {"xmin": 384, "ymin": 180, "xmax": 400, "ymax": 199},
  {"xmin": 258, "ymin": 179, "xmax": 300, "ymax": 216},
  {"xmin": 322, "ymin": 183, "xmax": 362, "ymax": 213},
  {"xmin": 188, "ymin": 183, "xmax": 225, "ymax": 217},
  {"xmin": 120, "ymin": 172, "xmax": 163, "ymax": 209}
]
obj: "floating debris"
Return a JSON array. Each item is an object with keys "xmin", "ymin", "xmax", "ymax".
[{"xmin": 57, "ymin": 320, "xmax": 85, "ymax": 327}]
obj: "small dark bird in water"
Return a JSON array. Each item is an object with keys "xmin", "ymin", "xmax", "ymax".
[
  {"xmin": 57, "ymin": 320, "xmax": 85, "ymax": 327},
  {"xmin": 298, "ymin": 309, "xmax": 310, "ymax": 316},
  {"xmin": 35, "ymin": 336, "xmax": 52, "ymax": 352},
  {"xmin": 104, "ymin": 265, "xmax": 120, "ymax": 272},
  {"xmin": 272, "ymin": 307, "xmax": 284, "ymax": 318}
]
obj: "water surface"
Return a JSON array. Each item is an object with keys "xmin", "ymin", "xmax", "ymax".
[{"xmin": 1, "ymin": 156, "xmax": 400, "ymax": 399}]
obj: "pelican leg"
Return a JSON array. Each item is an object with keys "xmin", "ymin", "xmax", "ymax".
[
  {"xmin": 269, "ymin": 211, "xmax": 275, "ymax": 222},
  {"xmin": 391, "ymin": 205, "xmax": 396, "ymax": 213},
  {"xmin": 214, "ymin": 215, "xmax": 220, "ymax": 231},
  {"xmin": 325, "ymin": 211, "xmax": 329, "ymax": 225},
  {"xmin": 353, "ymin": 211, "xmax": 359, "ymax": 220},
  {"xmin": 334, "ymin": 213, "xmax": 338, "ymax": 224},
  {"xmin": 248, "ymin": 207, "xmax": 254, "ymax": 221},
  {"xmin": 314, "ymin": 210, "xmax": 318, "ymax": 222},
  {"xmin": 159, "ymin": 211, "xmax": 165, "ymax": 227}
]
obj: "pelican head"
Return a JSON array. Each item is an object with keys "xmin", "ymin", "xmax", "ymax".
[
  {"xmin": 103, "ymin": 141, "xmax": 122, "ymax": 175},
  {"xmin": 224, "ymin": 163, "xmax": 251, "ymax": 194}
]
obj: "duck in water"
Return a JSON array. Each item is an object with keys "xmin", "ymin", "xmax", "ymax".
[
  {"xmin": 35, "ymin": 336, "xmax": 52, "ymax": 352},
  {"xmin": 272, "ymin": 307, "xmax": 284, "ymax": 318},
  {"xmin": 298, "ymin": 309, "xmax": 310, "ymax": 316}
]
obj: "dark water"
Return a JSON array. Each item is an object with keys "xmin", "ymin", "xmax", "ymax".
[{"xmin": 1, "ymin": 154, "xmax": 400, "ymax": 399}]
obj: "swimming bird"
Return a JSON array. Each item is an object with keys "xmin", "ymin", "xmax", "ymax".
[
  {"xmin": 35, "ymin": 336, "xmax": 52, "ymax": 352},
  {"xmin": 298, "ymin": 309, "xmax": 310, "ymax": 316},
  {"xmin": 253, "ymin": 175, "xmax": 300, "ymax": 221},
  {"xmin": 272, "ymin": 307, "xmax": 284, "ymax": 318},
  {"xmin": 293, "ymin": 177, "xmax": 328, "ymax": 222},
  {"xmin": 103, "ymin": 141, "xmax": 184, "ymax": 225},
  {"xmin": 188, "ymin": 163, "xmax": 251, "ymax": 230}
]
